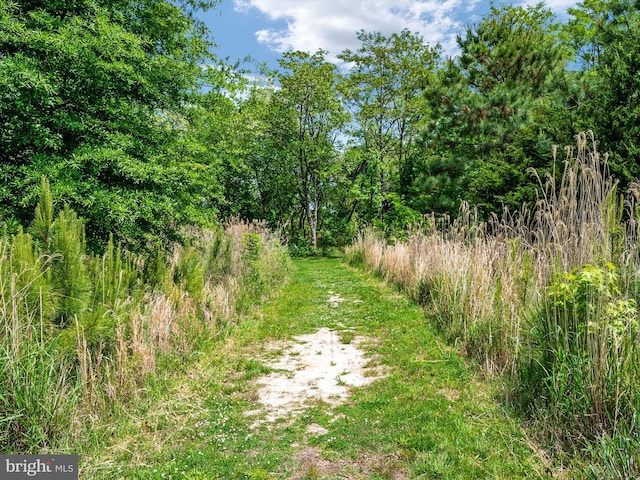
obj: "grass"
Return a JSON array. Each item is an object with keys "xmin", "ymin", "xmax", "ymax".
[
  {"xmin": 345, "ymin": 132, "xmax": 640, "ymax": 475},
  {"xmin": 1, "ymin": 178, "xmax": 290, "ymax": 455},
  {"xmin": 79, "ymin": 257, "xmax": 550, "ymax": 479}
]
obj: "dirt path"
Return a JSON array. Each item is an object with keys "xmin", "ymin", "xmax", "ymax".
[{"xmin": 91, "ymin": 257, "xmax": 550, "ymax": 479}]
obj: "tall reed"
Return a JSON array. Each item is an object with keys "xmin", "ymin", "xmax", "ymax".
[{"xmin": 346, "ymin": 132, "xmax": 640, "ymax": 470}]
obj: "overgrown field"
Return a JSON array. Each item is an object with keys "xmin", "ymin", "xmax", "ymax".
[
  {"xmin": 0, "ymin": 179, "xmax": 290, "ymax": 454},
  {"xmin": 346, "ymin": 132, "xmax": 640, "ymax": 477}
]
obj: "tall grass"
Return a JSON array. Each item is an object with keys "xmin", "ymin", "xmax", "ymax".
[
  {"xmin": 0, "ymin": 179, "xmax": 289, "ymax": 452},
  {"xmin": 346, "ymin": 131, "xmax": 640, "ymax": 473}
]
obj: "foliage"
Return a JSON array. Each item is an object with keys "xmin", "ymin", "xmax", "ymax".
[
  {"xmin": 347, "ymin": 134, "xmax": 640, "ymax": 475},
  {"xmin": 545, "ymin": 263, "xmax": 637, "ymax": 340},
  {"xmin": 0, "ymin": 340, "xmax": 78, "ymax": 452},
  {"xmin": 220, "ymin": 51, "xmax": 347, "ymax": 248},
  {"xmin": 3, "ymin": 0, "xmax": 640, "ymax": 254},
  {"xmin": 338, "ymin": 30, "xmax": 439, "ymax": 229},
  {"xmin": 587, "ymin": 426, "xmax": 640, "ymax": 480},
  {"xmin": 5, "ymin": 0, "xmax": 640, "ymax": 471},
  {"xmin": 0, "ymin": 0, "xmax": 220, "ymax": 251},
  {"xmin": 566, "ymin": 0, "xmax": 640, "ymax": 186},
  {"xmin": 219, "ymin": 84, "xmax": 299, "ymax": 227},
  {"xmin": 81, "ymin": 257, "xmax": 548, "ymax": 479},
  {"xmin": 419, "ymin": 4, "xmax": 575, "ymax": 216},
  {"xmin": 0, "ymin": 184, "xmax": 289, "ymax": 452},
  {"xmin": 524, "ymin": 261, "xmax": 640, "ymax": 446},
  {"xmin": 273, "ymin": 50, "xmax": 348, "ymax": 248}
]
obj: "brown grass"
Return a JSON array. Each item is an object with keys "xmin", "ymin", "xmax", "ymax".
[
  {"xmin": 1, "ymin": 217, "xmax": 289, "ymax": 451},
  {"xmin": 346, "ymin": 131, "xmax": 640, "ymax": 454}
]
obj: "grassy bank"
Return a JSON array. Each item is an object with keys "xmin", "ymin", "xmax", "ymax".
[
  {"xmin": 346, "ymin": 132, "xmax": 640, "ymax": 476},
  {"xmin": 0, "ymin": 179, "xmax": 290, "ymax": 454}
]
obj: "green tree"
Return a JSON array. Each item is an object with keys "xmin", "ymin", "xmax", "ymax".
[
  {"xmin": 338, "ymin": 30, "xmax": 439, "ymax": 228},
  {"xmin": 420, "ymin": 4, "xmax": 574, "ymax": 216},
  {"xmin": 222, "ymin": 81, "xmax": 299, "ymax": 228},
  {"xmin": 566, "ymin": 0, "xmax": 640, "ymax": 184},
  {"xmin": 0, "ymin": 0, "xmax": 219, "ymax": 250},
  {"xmin": 271, "ymin": 50, "xmax": 347, "ymax": 248},
  {"xmin": 173, "ymin": 63, "xmax": 250, "ymax": 225}
]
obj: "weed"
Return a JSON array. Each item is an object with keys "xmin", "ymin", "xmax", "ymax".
[
  {"xmin": 346, "ymin": 131, "xmax": 640, "ymax": 473},
  {"xmin": 76, "ymin": 257, "xmax": 546, "ymax": 478},
  {"xmin": 0, "ymin": 181, "xmax": 290, "ymax": 452},
  {"xmin": 339, "ymin": 331, "xmax": 354, "ymax": 344}
]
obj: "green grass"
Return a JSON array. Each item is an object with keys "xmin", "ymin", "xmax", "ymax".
[{"xmin": 80, "ymin": 257, "xmax": 550, "ymax": 479}]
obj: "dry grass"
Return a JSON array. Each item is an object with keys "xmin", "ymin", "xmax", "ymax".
[
  {"xmin": 348, "ymin": 132, "xmax": 630, "ymax": 370},
  {"xmin": 348, "ymin": 214, "xmax": 531, "ymax": 373},
  {"xmin": 291, "ymin": 446, "xmax": 410, "ymax": 480},
  {"xmin": 346, "ymin": 131, "xmax": 640, "ymax": 465},
  {"xmin": 81, "ymin": 219, "xmax": 287, "ymax": 408},
  {"xmin": 0, "ymin": 214, "xmax": 289, "ymax": 452}
]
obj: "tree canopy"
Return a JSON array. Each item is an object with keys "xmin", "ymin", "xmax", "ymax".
[
  {"xmin": 338, "ymin": 30, "xmax": 439, "ymax": 230},
  {"xmin": 2, "ymin": 1, "xmax": 639, "ymax": 249},
  {"xmin": 419, "ymin": 4, "xmax": 573, "ymax": 215},
  {"xmin": 0, "ymin": 0, "xmax": 220, "ymax": 250}
]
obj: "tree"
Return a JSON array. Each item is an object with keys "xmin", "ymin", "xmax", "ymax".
[
  {"xmin": 566, "ymin": 0, "xmax": 640, "ymax": 185},
  {"xmin": 219, "ymin": 81, "xmax": 300, "ymax": 228},
  {"xmin": 420, "ymin": 4, "xmax": 574, "ymax": 216},
  {"xmin": 0, "ymin": 0, "xmax": 220, "ymax": 250},
  {"xmin": 270, "ymin": 50, "xmax": 347, "ymax": 248},
  {"xmin": 338, "ymin": 30, "xmax": 439, "ymax": 228}
]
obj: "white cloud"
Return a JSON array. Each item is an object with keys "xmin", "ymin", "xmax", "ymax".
[
  {"xmin": 234, "ymin": 0, "xmax": 481, "ymax": 62},
  {"xmin": 233, "ymin": 0, "xmax": 578, "ymax": 64},
  {"xmin": 521, "ymin": 0, "xmax": 577, "ymax": 11}
]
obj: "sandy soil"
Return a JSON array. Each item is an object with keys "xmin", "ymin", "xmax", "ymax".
[{"xmin": 246, "ymin": 327, "xmax": 382, "ymax": 425}]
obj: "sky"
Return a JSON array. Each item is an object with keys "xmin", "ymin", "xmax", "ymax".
[{"xmin": 198, "ymin": 0, "xmax": 578, "ymax": 70}]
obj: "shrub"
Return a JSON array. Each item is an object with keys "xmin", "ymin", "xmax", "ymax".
[
  {"xmin": 0, "ymin": 183, "xmax": 290, "ymax": 451},
  {"xmin": 347, "ymin": 131, "xmax": 640, "ymax": 468}
]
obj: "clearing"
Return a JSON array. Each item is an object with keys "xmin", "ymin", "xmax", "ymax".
[{"xmin": 83, "ymin": 257, "xmax": 550, "ymax": 479}]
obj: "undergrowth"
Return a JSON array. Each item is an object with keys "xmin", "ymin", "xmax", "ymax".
[
  {"xmin": 346, "ymin": 131, "xmax": 640, "ymax": 476},
  {"xmin": 0, "ymin": 178, "xmax": 290, "ymax": 453},
  {"xmin": 88, "ymin": 256, "xmax": 548, "ymax": 479}
]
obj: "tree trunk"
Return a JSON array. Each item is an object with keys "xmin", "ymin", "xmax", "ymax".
[{"xmin": 310, "ymin": 172, "xmax": 319, "ymax": 249}]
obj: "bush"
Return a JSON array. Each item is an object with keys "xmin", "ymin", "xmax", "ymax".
[{"xmin": 0, "ymin": 182, "xmax": 290, "ymax": 451}]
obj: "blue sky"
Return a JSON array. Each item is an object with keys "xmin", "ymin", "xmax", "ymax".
[{"xmin": 198, "ymin": 0, "xmax": 577, "ymax": 70}]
